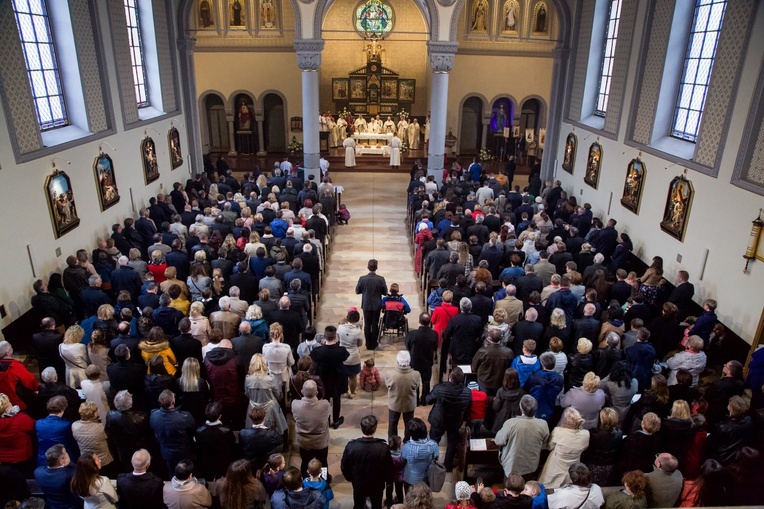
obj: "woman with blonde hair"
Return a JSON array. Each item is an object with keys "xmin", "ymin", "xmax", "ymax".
[
  {"xmin": 539, "ymin": 407, "xmax": 590, "ymax": 488},
  {"xmin": 262, "ymin": 323, "xmax": 295, "ymax": 385},
  {"xmin": 561, "ymin": 371, "xmax": 606, "ymax": 429},
  {"xmin": 255, "ymin": 174, "xmax": 268, "ymax": 193},
  {"xmin": 543, "ymin": 308, "xmax": 570, "ymax": 354},
  {"xmin": 457, "ymin": 242, "xmax": 473, "ymax": 274},
  {"xmin": 244, "ymin": 304, "xmax": 270, "ymax": 342},
  {"xmin": 567, "ymin": 338, "xmax": 594, "ymax": 389},
  {"xmin": 240, "ymin": 207, "xmax": 254, "ymax": 229},
  {"xmin": 447, "ymin": 231, "xmax": 462, "ymax": 253},
  {"xmin": 191, "ymin": 250, "xmax": 211, "ymax": 276},
  {"xmin": 138, "ymin": 327, "xmax": 177, "ymax": 376},
  {"xmin": 211, "ymin": 267, "xmax": 229, "ymax": 300},
  {"xmin": 175, "ymin": 357, "xmax": 210, "ymax": 425},
  {"xmin": 60, "ymin": 325, "xmax": 89, "ymax": 388},
  {"xmin": 582, "ymin": 407, "xmax": 623, "ymax": 486},
  {"xmin": 87, "ymin": 330, "xmax": 111, "ymax": 381},
  {"xmin": 659, "ymin": 399, "xmax": 695, "ymax": 467},
  {"xmin": 72, "ymin": 402, "xmax": 116, "ymax": 477},
  {"xmin": 94, "ymin": 304, "xmax": 119, "ymax": 342},
  {"xmin": 188, "ymin": 301, "xmax": 211, "ymax": 344},
  {"xmin": 483, "ymin": 308, "xmax": 510, "ymax": 346},
  {"xmin": 127, "ymin": 248, "xmax": 147, "ymax": 281},
  {"xmin": 147, "ymin": 250, "xmax": 168, "ymax": 284},
  {"xmin": 244, "ymin": 354, "xmax": 288, "ymax": 434}
]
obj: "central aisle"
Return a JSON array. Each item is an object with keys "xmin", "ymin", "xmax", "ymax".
[{"xmin": 289, "ymin": 172, "xmax": 455, "ymax": 507}]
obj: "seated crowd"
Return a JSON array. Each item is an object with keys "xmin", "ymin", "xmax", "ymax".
[{"xmin": 0, "ymin": 161, "xmax": 762, "ymax": 509}]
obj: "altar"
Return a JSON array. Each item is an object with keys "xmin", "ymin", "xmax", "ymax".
[{"xmin": 352, "ymin": 132, "xmax": 393, "ymax": 156}]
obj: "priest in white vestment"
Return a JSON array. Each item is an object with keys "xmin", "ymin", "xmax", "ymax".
[
  {"xmin": 343, "ymin": 137, "xmax": 356, "ymax": 167},
  {"xmin": 354, "ymin": 114, "xmax": 367, "ymax": 134},
  {"xmin": 384, "ymin": 116, "xmax": 396, "ymax": 134},
  {"xmin": 397, "ymin": 119, "xmax": 409, "ymax": 141},
  {"xmin": 328, "ymin": 117, "xmax": 339, "ymax": 147},
  {"xmin": 389, "ymin": 135, "xmax": 402, "ymax": 168},
  {"xmin": 408, "ymin": 119, "xmax": 421, "ymax": 150},
  {"xmin": 424, "ymin": 116, "xmax": 430, "ymax": 145},
  {"xmin": 337, "ymin": 117, "xmax": 348, "ymax": 139}
]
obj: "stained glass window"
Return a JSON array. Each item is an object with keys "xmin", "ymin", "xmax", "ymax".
[
  {"xmin": 124, "ymin": 0, "xmax": 149, "ymax": 108},
  {"xmin": 594, "ymin": 0, "xmax": 622, "ymax": 117},
  {"xmin": 671, "ymin": 0, "xmax": 727, "ymax": 142},
  {"xmin": 355, "ymin": 0, "xmax": 393, "ymax": 39},
  {"xmin": 12, "ymin": 0, "xmax": 68, "ymax": 130}
]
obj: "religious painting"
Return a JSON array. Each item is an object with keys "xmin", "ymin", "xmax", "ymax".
[
  {"xmin": 660, "ymin": 175, "xmax": 694, "ymax": 242},
  {"xmin": 584, "ymin": 141, "xmax": 602, "ymax": 189},
  {"xmin": 562, "ymin": 132, "xmax": 576, "ymax": 174},
  {"xmin": 354, "ymin": 0, "xmax": 394, "ymax": 39},
  {"xmin": 93, "ymin": 153, "xmax": 119, "ymax": 211},
  {"xmin": 260, "ymin": 0, "xmax": 277, "ymax": 29},
  {"xmin": 229, "ymin": 0, "xmax": 245, "ymax": 28},
  {"xmin": 141, "ymin": 137, "xmax": 160, "ymax": 185},
  {"xmin": 45, "ymin": 170, "xmax": 79, "ymax": 239},
  {"xmin": 525, "ymin": 128, "xmax": 535, "ymax": 143},
  {"xmin": 512, "ymin": 125, "xmax": 521, "ymax": 138},
  {"xmin": 350, "ymin": 78, "xmax": 366, "ymax": 100},
  {"xmin": 621, "ymin": 158, "xmax": 646, "ymax": 214},
  {"xmin": 533, "ymin": 1, "xmax": 548, "ymax": 33},
  {"xmin": 333, "ymin": 78, "xmax": 349, "ymax": 101},
  {"xmin": 470, "ymin": 0, "xmax": 489, "ymax": 33},
  {"xmin": 381, "ymin": 78, "xmax": 398, "ymax": 100},
  {"xmin": 538, "ymin": 128, "xmax": 546, "ymax": 148},
  {"xmin": 168, "ymin": 127, "xmax": 183, "ymax": 169},
  {"xmin": 502, "ymin": 0, "xmax": 519, "ymax": 34},
  {"xmin": 199, "ymin": 0, "xmax": 214, "ymax": 28},
  {"xmin": 399, "ymin": 79, "xmax": 415, "ymax": 102},
  {"xmin": 235, "ymin": 96, "xmax": 254, "ymax": 133}
]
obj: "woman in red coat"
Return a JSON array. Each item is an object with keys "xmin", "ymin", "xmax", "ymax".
[
  {"xmin": 0, "ymin": 393, "xmax": 36, "ymax": 469},
  {"xmin": 431, "ymin": 290, "xmax": 459, "ymax": 347},
  {"xmin": 414, "ymin": 224, "xmax": 433, "ymax": 274}
]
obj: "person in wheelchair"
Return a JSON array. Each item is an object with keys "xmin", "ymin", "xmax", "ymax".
[{"xmin": 381, "ymin": 283, "xmax": 411, "ymax": 331}]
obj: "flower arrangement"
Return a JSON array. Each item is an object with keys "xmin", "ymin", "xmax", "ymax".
[
  {"xmin": 398, "ymin": 108, "xmax": 410, "ymax": 121},
  {"xmin": 338, "ymin": 107, "xmax": 351, "ymax": 119},
  {"xmin": 478, "ymin": 148, "xmax": 494, "ymax": 162},
  {"xmin": 288, "ymin": 137, "xmax": 303, "ymax": 154},
  {"xmin": 400, "ymin": 139, "xmax": 409, "ymax": 154}
]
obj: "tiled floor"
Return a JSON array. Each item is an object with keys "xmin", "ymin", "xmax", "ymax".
[{"xmin": 290, "ymin": 172, "xmax": 457, "ymax": 508}]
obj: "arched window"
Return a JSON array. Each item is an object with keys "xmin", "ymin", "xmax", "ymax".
[
  {"xmin": 594, "ymin": 0, "xmax": 622, "ymax": 117},
  {"xmin": 124, "ymin": 0, "xmax": 149, "ymax": 108},
  {"xmin": 671, "ymin": 0, "xmax": 727, "ymax": 142},
  {"xmin": 12, "ymin": 0, "xmax": 68, "ymax": 131}
]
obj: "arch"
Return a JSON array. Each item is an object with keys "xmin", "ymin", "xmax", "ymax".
[
  {"xmin": 232, "ymin": 92, "xmax": 258, "ymax": 154},
  {"xmin": 315, "ymin": 0, "xmax": 431, "ymax": 40},
  {"xmin": 519, "ymin": 94, "xmax": 548, "ymax": 128},
  {"xmin": 200, "ymin": 91, "xmax": 229, "ymax": 152},
  {"xmin": 456, "ymin": 94, "xmax": 486, "ymax": 155},
  {"xmin": 227, "ymin": 89, "xmax": 257, "ymax": 113},
  {"xmin": 262, "ymin": 92, "xmax": 288, "ymax": 152}
]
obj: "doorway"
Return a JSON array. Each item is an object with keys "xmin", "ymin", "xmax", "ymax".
[
  {"xmin": 205, "ymin": 94, "xmax": 228, "ymax": 152},
  {"xmin": 263, "ymin": 93, "xmax": 286, "ymax": 152},
  {"xmin": 459, "ymin": 97, "xmax": 483, "ymax": 155}
]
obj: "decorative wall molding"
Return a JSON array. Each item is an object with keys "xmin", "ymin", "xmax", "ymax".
[{"xmin": 293, "ymin": 38, "xmax": 325, "ymax": 69}]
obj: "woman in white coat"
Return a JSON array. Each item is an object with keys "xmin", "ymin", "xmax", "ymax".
[
  {"xmin": 539, "ymin": 407, "xmax": 591, "ymax": 488},
  {"xmin": 389, "ymin": 135, "xmax": 402, "ymax": 168},
  {"xmin": 343, "ymin": 136, "xmax": 356, "ymax": 167},
  {"xmin": 59, "ymin": 325, "xmax": 89, "ymax": 389}
]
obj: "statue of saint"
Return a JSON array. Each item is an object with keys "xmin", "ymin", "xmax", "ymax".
[
  {"xmin": 471, "ymin": 0, "xmax": 488, "ymax": 32},
  {"xmin": 504, "ymin": 1, "xmax": 517, "ymax": 31},
  {"xmin": 199, "ymin": 0, "xmax": 213, "ymax": 28},
  {"xmin": 261, "ymin": 0, "xmax": 276, "ymax": 28},
  {"xmin": 495, "ymin": 104, "xmax": 507, "ymax": 132},
  {"xmin": 231, "ymin": 0, "xmax": 243, "ymax": 26},
  {"xmin": 535, "ymin": 4, "xmax": 547, "ymax": 32}
]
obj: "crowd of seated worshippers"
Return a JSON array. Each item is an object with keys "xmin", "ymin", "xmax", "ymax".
[{"xmin": 1, "ymin": 166, "xmax": 762, "ymax": 509}]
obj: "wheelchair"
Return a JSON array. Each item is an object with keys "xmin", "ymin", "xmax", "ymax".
[{"xmin": 378, "ymin": 295, "xmax": 409, "ymax": 340}]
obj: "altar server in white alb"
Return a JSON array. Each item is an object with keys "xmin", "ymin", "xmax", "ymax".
[
  {"xmin": 343, "ymin": 136, "xmax": 356, "ymax": 167},
  {"xmin": 408, "ymin": 118, "xmax": 421, "ymax": 150},
  {"xmin": 397, "ymin": 117, "xmax": 409, "ymax": 141},
  {"xmin": 389, "ymin": 134, "xmax": 402, "ymax": 168}
]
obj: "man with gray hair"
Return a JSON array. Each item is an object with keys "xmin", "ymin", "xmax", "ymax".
[
  {"xmin": 117, "ymin": 449, "xmax": 165, "ymax": 509},
  {"xmin": 80, "ymin": 275, "xmax": 110, "ymax": 318},
  {"xmin": 227, "ymin": 286, "xmax": 248, "ymax": 318},
  {"xmin": 495, "ymin": 283, "xmax": 524, "ymax": 327},
  {"xmin": 105, "ymin": 390, "xmax": 154, "ymax": 471},
  {"xmin": 443, "ymin": 297, "xmax": 484, "ymax": 365},
  {"xmin": 35, "ymin": 366, "xmax": 81, "ymax": 421},
  {"xmin": 583, "ymin": 252, "xmax": 607, "ymax": 285},
  {"xmin": 494, "ymin": 394, "xmax": 550, "ymax": 477},
  {"xmin": 268, "ymin": 295, "xmax": 304, "ymax": 351},
  {"xmin": 210, "ymin": 296, "xmax": 241, "ymax": 339},
  {"xmin": 571, "ymin": 303, "xmax": 601, "ymax": 353},
  {"xmin": 645, "ymin": 453, "xmax": 683, "ymax": 508},
  {"xmin": 385, "ymin": 350, "xmax": 421, "ymax": 441},
  {"xmin": 111, "ymin": 255, "xmax": 143, "ymax": 303},
  {"xmin": 436, "ymin": 251, "xmax": 465, "ymax": 287},
  {"xmin": 291, "ymin": 379, "xmax": 331, "ymax": 477}
]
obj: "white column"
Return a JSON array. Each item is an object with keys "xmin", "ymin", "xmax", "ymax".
[
  {"xmin": 426, "ymin": 42, "xmax": 458, "ymax": 182},
  {"xmin": 226, "ymin": 113, "xmax": 237, "ymax": 156},
  {"xmin": 481, "ymin": 118, "xmax": 490, "ymax": 150},
  {"xmin": 255, "ymin": 111, "xmax": 266, "ymax": 156},
  {"xmin": 294, "ymin": 39, "xmax": 325, "ymax": 182}
]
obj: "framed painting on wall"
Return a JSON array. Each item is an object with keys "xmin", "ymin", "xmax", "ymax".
[
  {"xmin": 381, "ymin": 78, "xmax": 398, "ymax": 100},
  {"xmin": 660, "ymin": 175, "xmax": 694, "ymax": 242},
  {"xmin": 538, "ymin": 128, "xmax": 546, "ymax": 148},
  {"xmin": 562, "ymin": 132, "xmax": 576, "ymax": 173},
  {"xmin": 621, "ymin": 158, "xmax": 645, "ymax": 214},
  {"xmin": 332, "ymin": 78, "xmax": 349, "ymax": 101},
  {"xmin": 168, "ymin": 127, "xmax": 183, "ymax": 169},
  {"xmin": 141, "ymin": 137, "xmax": 160, "ymax": 185},
  {"xmin": 399, "ymin": 79, "xmax": 415, "ymax": 102},
  {"xmin": 584, "ymin": 141, "xmax": 602, "ymax": 189},
  {"xmin": 350, "ymin": 78, "xmax": 366, "ymax": 100},
  {"xmin": 525, "ymin": 128, "xmax": 535, "ymax": 143},
  {"xmin": 512, "ymin": 125, "xmax": 521, "ymax": 138},
  {"xmin": 46, "ymin": 170, "xmax": 80, "ymax": 239},
  {"xmin": 93, "ymin": 153, "xmax": 120, "ymax": 211}
]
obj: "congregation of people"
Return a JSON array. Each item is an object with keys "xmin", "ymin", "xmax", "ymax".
[{"xmin": 0, "ymin": 158, "xmax": 763, "ymax": 509}]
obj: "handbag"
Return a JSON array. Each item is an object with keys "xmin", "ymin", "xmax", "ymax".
[{"xmin": 427, "ymin": 453, "xmax": 447, "ymax": 492}]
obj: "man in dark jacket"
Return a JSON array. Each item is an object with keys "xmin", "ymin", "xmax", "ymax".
[
  {"xmin": 34, "ymin": 444, "xmax": 79, "ymax": 509},
  {"xmin": 80, "ymin": 275, "xmax": 111, "ymax": 318},
  {"xmin": 204, "ymin": 345, "xmax": 241, "ymax": 427},
  {"xmin": 150, "ymin": 389, "xmax": 196, "ymax": 478},
  {"xmin": 271, "ymin": 466, "xmax": 326, "ymax": 509},
  {"xmin": 545, "ymin": 275, "xmax": 578, "ymax": 324},
  {"xmin": 152, "ymin": 294, "xmax": 183, "ymax": 337},
  {"xmin": 107, "ymin": 345, "xmax": 147, "ymax": 409},
  {"xmin": 166, "ymin": 241, "xmax": 190, "ymax": 282},
  {"xmin": 355, "ymin": 259, "xmax": 388, "ymax": 350},
  {"xmin": 472, "ymin": 329, "xmax": 513, "ymax": 396},
  {"xmin": 590, "ymin": 219, "xmax": 619, "ymax": 261},
  {"xmin": 340, "ymin": 415, "xmax": 394, "ymax": 509},
  {"xmin": 512, "ymin": 308, "xmax": 544, "ymax": 355},
  {"xmin": 426, "ymin": 367, "xmax": 471, "ymax": 471},
  {"xmin": 194, "ymin": 402, "xmax": 237, "ymax": 480},
  {"xmin": 32, "ymin": 318, "xmax": 66, "ymax": 381},
  {"xmin": 170, "ymin": 318, "xmax": 204, "ymax": 374},
  {"xmin": 231, "ymin": 322, "xmax": 264, "ymax": 378},
  {"xmin": 436, "ymin": 252, "xmax": 465, "ymax": 287},
  {"xmin": 109, "ymin": 322, "xmax": 142, "ymax": 363},
  {"xmin": 34, "ymin": 367, "xmax": 82, "ymax": 421},
  {"xmin": 524, "ymin": 352, "xmax": 564, "ymax": 423},
  {"xmin": 111, "ymin": 256, "xmax": 143, "ymax": 303},
  {"xmin": 31, "ymin": 280, "xmax": 73, "ymax": 327},
  {"xmin": 311, "ymin": 326, "xmax": 350, "ymax": 428},
  {"xmin": 240, "ymin": 405, "xmax": 283, "ymax": 471},
  {"xmin": 116, "ymin": 449, "xmax": 165, "ymax": 509},
  {"xmin": 571, "ymin": 304, "xmax": 601, "ymax": 353},
  {"xmin": 405, "ymin": 313, "xmax": 438, "ymax": 404},
  {"xmin": 106, "ymin": 390, "xmax": 155, "ymax": 471},
  {"xmin": 469, "ymin": 282, "xmax": 494, "ymax": 325},
  {"xmin": 703, "ymin": 360, "xmax": 745, "ymax": 426},
  {"xmin": 443, "ymin": 298, "xmax": 483, "ymax": 365},
  {"xmin": 268, "ymin": 296, "xmax": 305, "ymax": 352},
  {"xmin": 515, "ymin": 264, "xmax": 544, "ymax": 303}
]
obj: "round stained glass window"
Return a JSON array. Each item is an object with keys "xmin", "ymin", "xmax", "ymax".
[{"xmin": 355, "ymin": 0, "xmax": 393, "ymax": 38}]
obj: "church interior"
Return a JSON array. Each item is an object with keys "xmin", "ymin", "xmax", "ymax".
[{"xmin": 1, "ymin": 0, "xmax": 764, "ymax": 505}]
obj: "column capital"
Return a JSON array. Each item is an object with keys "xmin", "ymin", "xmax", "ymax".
[
  {"xmin": 177, "ymin": 36, "xmax": 196, "ymax": 54},
  {"xmin": 427, "ymin": 41, "xmax": 459, "ymax": 72},
  {"xmin": 294, "ymin": 39, "xmax": 325, "ymax": 70}
]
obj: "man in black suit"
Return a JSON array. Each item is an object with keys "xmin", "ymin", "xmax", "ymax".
[
  {"xmin": 135, "ymin": 208, "xmax": 157, "ymax": 256},
  {"xmin": 111, "ymin": 256, "xmax": 143, "ymax": 303},
  {"xmin": 571, "ymin": 303, "xmax": 602, "ymax": 353},
  {"xmin": 166, "ymin": 240, "xmax": 190, "ymax": 281},
  {"xmin": 109, "ymin": 321, "xmax": 141, "ymax": 363},
  {"xmin": 107, "ymin": 345, "xmax": 147, "ymax": 408},
  {"xmin": 268, "ymin": 296, "xmax": 305, "ymax": 352},
  {"xmin": 170, "ymin": 318, "xmax": 204, "ymax": 374},
  {"xmin": 405, "ymin": 313, "xmax": 439, "ymax": 404},
  {"xmin": 32, "ymin": 317, "xmax": 66, "ymax": 381},
  {"xmin": 231, "ymin": 322, "xmax": 264, "ymax": 379},
  {"xmin": 116, "ymin": 449, "xmax": 165, "ymax": 509},
  {"xmin": 590, "ymin": 218, "xmax": 619, "ymax": 261},
  {"xmin": 355, "ymin": 259, "xmax": 388, "ymax": 350},
  {"xmin": 436, "ymin": 252, "xmax": 465, "ymax": 287},
  {"xmin": 469, "ymin": 282, "xmax": 494, "ymax": 325},
  {"xmin": 80, "ymin": 275, "xmax": 111, "ymax": 318},
  {"xmin": 668, "ymin": 270, "xmax": 695, "ymax": 320},
  {"xmin": 609, "ymin": 269, "xmax": 633, "ymax": 306},
  {"xmin": 516, "ymin": 264, "xmax": 544, "ymax": 303}
]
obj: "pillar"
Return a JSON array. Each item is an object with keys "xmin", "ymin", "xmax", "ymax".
[
  {"xmin": 481, "ymin": 117, "xmax": 490, "ymax": 150},
  {"xmin": 255, "ymin": 111, "xmax": 266, "ymax": 156},
  {"xmin": 226, "ymin": 113, "xmax": 237, "ymax": 156},
  {"xmin": 177, "ymin": 36, "xmax": 201, "ymax": 174},
  {"xmin": 294, "ymin": 39, "xmax": 325, "ymax": 182},
  {"xmin": 426, "ymin": 42, "xmax": 458, "ymax": 182}
]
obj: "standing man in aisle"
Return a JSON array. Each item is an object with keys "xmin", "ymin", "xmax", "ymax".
[{"xmin": 355, "ymin": 259, "xmax": 387, "ymax": 350}]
